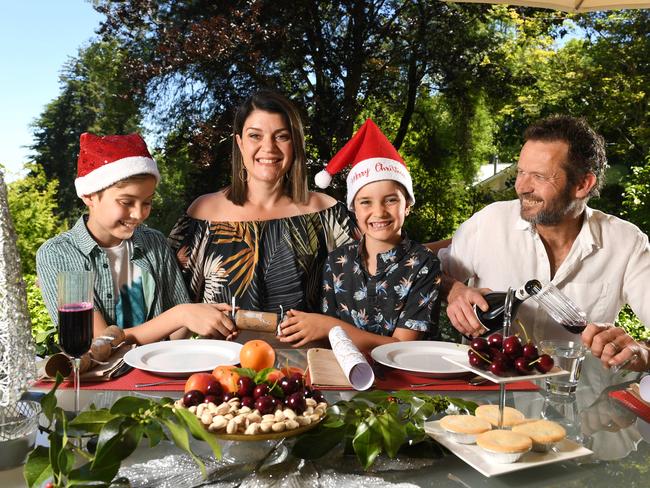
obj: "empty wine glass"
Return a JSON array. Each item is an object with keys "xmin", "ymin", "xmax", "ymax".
[
  {"xmin": 525, "ymin": 280, "xmax": 588, "ymax": 334},
  {"xmin": 57, "ymin": 270, "xmax": 94, "ymax": 414}
]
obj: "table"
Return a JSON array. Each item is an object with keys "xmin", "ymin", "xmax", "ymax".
[{"xmin": 3, "ymin": 351, "xmax": 648, "ymax": 487}]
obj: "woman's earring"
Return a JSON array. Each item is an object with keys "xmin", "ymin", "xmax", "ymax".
[{"xmin": 239, "ymin": 166, "xmax": 247, "ymax": 183}]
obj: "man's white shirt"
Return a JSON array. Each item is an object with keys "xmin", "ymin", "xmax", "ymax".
[{"xmin": 439, "ymin": 200, "xmax": 650, "ymax": 342}]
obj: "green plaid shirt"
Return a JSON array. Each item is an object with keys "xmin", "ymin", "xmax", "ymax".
[{"xmin": 36, "ymin": 216, "xmax": 190, "ymax": 327}]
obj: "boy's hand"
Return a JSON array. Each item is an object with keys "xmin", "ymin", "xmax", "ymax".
[
  {"xmin": 278, "ymin": 310, "xmax": 333, "ymax": 347},
  {"xmin": 182, "ymin": 303, "xmax": 238, "ymax": 340}
]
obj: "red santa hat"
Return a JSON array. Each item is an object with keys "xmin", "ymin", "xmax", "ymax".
[
  {"xmin": 314, "ymin": 119, "xmax": 415, "ymax": 210},
  {"xmin": 75, "ymin": 133, "xmax": 160, "ymax": 197}
]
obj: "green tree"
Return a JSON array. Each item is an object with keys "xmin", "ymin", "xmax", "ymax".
[
  {"xmin": 7, "ymin": 163, "xmax": 65, "ymax": 356},
  {"xmin": 95, "ymin": 1, "xmax": 523, "ymax": 204},
  {"xmin": 7, "ymin": 163, "xmax": 66, "ymax": 275},
  {"xmin": 30, "ymin": 39, "xmax": 143, "ymax": 220}
]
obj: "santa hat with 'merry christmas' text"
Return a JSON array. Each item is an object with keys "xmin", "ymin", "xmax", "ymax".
[
  {"xmin": 75, "ymin": 133, "xmax": 160, "ymax": 197},
  {"xmin": 314, "ymin": 119, "xmax": 414, "ymax": 210}
]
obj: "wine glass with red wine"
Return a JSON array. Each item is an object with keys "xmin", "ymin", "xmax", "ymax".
[
  {"xmin": 57, "ymin": 270, "xmax": 94, "ymax": 414},
  {"xmin": 526, "ymin": 281, "xmax": 588, "ymax": 334}
]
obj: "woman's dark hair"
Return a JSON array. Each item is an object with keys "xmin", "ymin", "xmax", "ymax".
[
  {"xmin": 226, "ymin": 90, "xmax": 308, "ymax": 205},
  {"xmin": 524, "ymin": 115, "xmax": 608, "ymax": 198}
]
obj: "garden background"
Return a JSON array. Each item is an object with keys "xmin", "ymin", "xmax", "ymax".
[{"xmin": 4, "ymin": 1, "xmax": 649, "ymax": 354}]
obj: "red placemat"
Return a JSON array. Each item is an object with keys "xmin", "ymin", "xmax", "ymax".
[
  {"xmin": 609, "ymin": 388, "xmax": 650, "ymax": 423},
  {"xmin": 32, "ymin": 368, "xmax": 187, "ymax": 392},
  {"xmin": 310, "ymin": 368, "xmax": 538, "ymax": 392}
]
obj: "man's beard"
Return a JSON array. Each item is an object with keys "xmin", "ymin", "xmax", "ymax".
[{"xmin": 519, "ymin": 184, "xmax": 580, "ymax": 226}]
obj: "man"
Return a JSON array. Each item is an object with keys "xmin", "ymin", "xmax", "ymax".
[{"xmin": 439, "ymin": 115, "xmax": 650, "ymax": 347}]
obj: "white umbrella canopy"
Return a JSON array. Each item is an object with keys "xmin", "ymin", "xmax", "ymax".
[{"xmin": 449, "ymin": 0, "xmax": 650, "ymax": 12}]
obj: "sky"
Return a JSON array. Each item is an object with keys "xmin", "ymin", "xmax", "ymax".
[{"xmin": 0, "ymin": 1, "xmax": 104, "ymax": 182}]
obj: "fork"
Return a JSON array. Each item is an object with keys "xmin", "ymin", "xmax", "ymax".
[
  {"xmin": 410, "ymin": 376, "xmax": 490, "ymax": 387},
  {"xmin": 134, "ymin": 380, "xmax": 187, "ymax": 387}
]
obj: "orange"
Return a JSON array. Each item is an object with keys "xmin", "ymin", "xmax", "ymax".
[
  {"xmin": 212, "ymin": 365, "xmax": 240, "ymax": 393},
  {"xmin": 239, "ymin": 340, "xmax": 276, "ymax": 371},
  {"xmin": 184, "ymin": 372, "xmax": 215, "ymax": 394}
]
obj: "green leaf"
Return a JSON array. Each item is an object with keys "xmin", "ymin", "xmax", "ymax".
[
  {"xmin": 174, "ymin": 407, "xmax": 221, "ymax": 459},
  {"xmin": 57, "ymin": 447, "xmax": 74, "ymax": 476},
  {"xmin": 352, "ymin": 417, "xmax": 383, "ymax": 470},
  {"xmin": 292, "ymin": 424, "xmax": 346, "ymax": 459},
  {"xmin": 69, "ymin": 409, "xmax": 119, "ymax": 434},
  {"xmin": 376, "ymin": 412, "xmax": 407, "ymax": 458},
  {"xmin": 351, "ymin": 390, "xmax": 390, "ymax": 404},
  {"xmin": 233, "ymin": 367, "xmax": 256, "ymax": 378},
  {"xmin": 92, "ymin": 418, "xmax": 142, "ymax": 469},
  {"xmin": 68, "ymin": 461, "xmax": 120, "ymax": 486},
  {"xmin": 109, "ymin": 396, "xmax": 152, "ymax": 415},
  {"xmin": 48, "ymin": 429, "xmax": 63, "ymax": 475},
  {"xmin": 23, "ymin": 446, "xmax": 53, "ymax": 488},
  {"xmin": 253, "ymin": 367, "xmax": 277, "ymax": 383},
  {"xmin": 160, "ymin": 418, "xmax": 206, "ymax": 478},
  {"xmin": 41, "ymin": 373, "xmax": 64, "ymax": 422},
  {"xmin": 143, "ymin": 422, "xmax": 165, "ymax": 447},
  {"xmin": 448, "ymin": 397, "xmax": 478, "ymax": 415}
]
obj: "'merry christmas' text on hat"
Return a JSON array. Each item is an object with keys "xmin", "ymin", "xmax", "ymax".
[
  {"xmin": 75, "ymin": 133, "xmax": 160, "ymax": 197},
  {"xmin": 314, "ymin": 119, "xmax": 414, "ymax": 210}
]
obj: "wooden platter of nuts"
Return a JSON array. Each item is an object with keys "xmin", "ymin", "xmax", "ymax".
[
  {"xmin": 175, "ymin": 390, "xmax": 327, "ymax": 441},
  {"xmin": 176, "ymin": 340, "xmax": 329, "ymax": 441}
]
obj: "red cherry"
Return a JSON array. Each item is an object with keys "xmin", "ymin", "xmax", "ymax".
[
  {"xmin": 487, "ymin": 333, "xmax": 503, "ymax": 349},
  {"xmin": 241, "ymin": 396, "xmax": 255, "ymax": 409},
  {"xmin": 522, "ymin": 342, "xmax": 539, "ymax": 360},
  {"xmin": 312, "ymin": 389, "xmax": 325, "ymax": 403},
  {"xmin": 222, "ymin": 391, "xmax": 238, "ymax": 402},
  {"xmin": 237, "ymin": 376, "xmax": 254, "ymax": 397},
  {"xmin": 535, "ymin": 354, "xmax": 554, "ymax": 373},
  {"xmin": 203, "ymin": 394, "xmax": 221, "ymax": 405},
  {"xmin": 253, "ymin": 383, "xmax": 270, "ymax": 399},
  {"xmin": 514, "ymin": 356, "xmax": 532, "ymax": 374},
  {"xmin": 206, "ymin": 380, "xmax": 223, "ymax": 397},
  {"xmin": 470, "ymin": 337, "xmax": 489, "ymax": 352},
  {"xmin": 183, "ymin": 390, "xmax": 204, "ymax": 407},
  {"xmin": 468, "ymin": 350, "xmax": 489, "ymax": 370},
  {"xmin": 255, "ymin": 395, "xmax": 275, "ymax": 415},
  {"xmin": 489, "ymin": 360, "xmax": 508, "ymax": 376},
  {"xmin": 503, "ymin": 335, "xmax": 523, "ymax": 358}
]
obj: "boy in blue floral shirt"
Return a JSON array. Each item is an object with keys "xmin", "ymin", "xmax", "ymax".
[{"xmin": 279, "ymin": 119, "xmax": 440, "ymax": 351}]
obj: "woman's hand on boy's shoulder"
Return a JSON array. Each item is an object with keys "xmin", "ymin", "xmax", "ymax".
[
  {"xmin": 278, "ymin": 310, "xmax": 333, "ymax": 347},
  {"xmin": 178, "ymin": 302, "xmax": 238, "ymax": 340}
]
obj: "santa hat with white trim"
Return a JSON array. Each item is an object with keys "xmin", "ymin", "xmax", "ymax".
[
  {"xmin": 75, "ymin": 133, "xmax": 160, "ymax": 197},
  {"xmin": 314, "ymin": 119, "xmax": 414, "ymax": 210}
]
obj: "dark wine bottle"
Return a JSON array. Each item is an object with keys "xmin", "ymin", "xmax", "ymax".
[{"xmin": 472, "ymin": 280, "xmax": 540, "ymax": 335}]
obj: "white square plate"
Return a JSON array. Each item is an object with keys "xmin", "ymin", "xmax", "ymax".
[
  {"xmin": 442, "ymin": 355, "xmax": 569, "ymax": 384},
  {"xmin": 425, "ymin": 420, "xmax": 593, "ymax": 477}
]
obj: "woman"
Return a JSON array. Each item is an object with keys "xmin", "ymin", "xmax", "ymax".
[{"xmin": 169, "ymin": 90, "xmax": 358, "ymax": 342}]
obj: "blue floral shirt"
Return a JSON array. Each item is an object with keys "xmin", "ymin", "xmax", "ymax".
[{"xmin": 321, "ymin": 235, "xmax": 441, "ymax": 336}]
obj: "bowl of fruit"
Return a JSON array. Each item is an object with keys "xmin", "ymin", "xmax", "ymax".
[{"xmin": 175, "ymin": 340, "xmax": 328, "ymax": 440}]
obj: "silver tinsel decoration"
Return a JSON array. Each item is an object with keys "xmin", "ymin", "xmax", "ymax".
[{"xmin": 0, "ymin": 170, "xmax": 36, "ymax": 408}]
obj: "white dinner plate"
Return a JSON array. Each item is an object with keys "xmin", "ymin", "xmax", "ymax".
[
  {"xmin": 442, "ymin": 355, "xmax": 568, "ymax": 384},
  {"xmin": 124, "ymin": 339, "xmax": 242, "ymax": 377},
  {"xmin": 371, "ymin": 341, "xmax": 470, "ymax": 378},
  {"xmin": 425, "ymin": 420, "xmax": 593, "ymax": 477}
]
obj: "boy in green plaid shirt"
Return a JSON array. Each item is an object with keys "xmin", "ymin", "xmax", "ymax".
[{"xmin": 36, "ymin": 133, "xmax": 237, "ymax": 344}]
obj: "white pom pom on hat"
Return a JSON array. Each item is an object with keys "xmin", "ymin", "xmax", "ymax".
[
  {"xmin": 314, "ymin": 118, "xmax": 414, "ymax": 210},
  {"xmin": 74, "ymin": 133, "xmax": 160, "ymax": 197}
]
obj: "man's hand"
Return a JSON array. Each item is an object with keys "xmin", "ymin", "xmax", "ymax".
[
  {"xmin": 181, "ymin": 303, "xmax": 238, "ymax": 340},
  {"xmin": 278, "ymin": 310, "xmax": 333, "ymax": 347},
  {"xmin": 582, "ymin": 323, "xmax": 649, "ymax": 372},
  {"xmin": 445, "ymin": 280, "xmax": 491, "ymax": 337}
]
